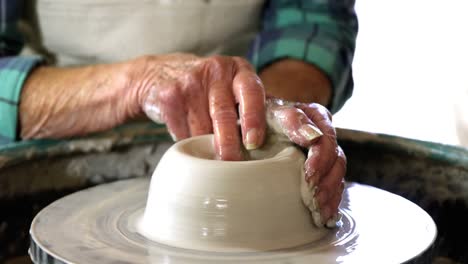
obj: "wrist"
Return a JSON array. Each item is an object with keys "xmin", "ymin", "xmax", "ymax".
[
  {"xmin": 121, "ymin": 56, "xmax": 162, "ymax": 116},
  {"xmin": 259, "ymin": 59, "xmax": 332, "ymax": 106}
]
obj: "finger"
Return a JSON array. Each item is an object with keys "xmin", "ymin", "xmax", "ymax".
[
  {"xmin": 297, "ymin": 103, "xmax": 334, "ymax": 135},
  {"xmin": 314, "ymin": 147, "xmax": 347, "ymax": 207},
  {"xmin": 183, "ymin": 77, "xmax": 212, "ymax": 136},
  {"xmin": 304, "ymin": 140, "xmax": 338, "ymax": 186},
  {"xmin": 268, "ymin": 105, "xmax": 323, "ymax": 147},
  {"xmin": 209, "ymin": 84, "xmax": 242, "ymax": 160},
  {"xmin": 233, "ymin": 58, "xmax": 266, "ymax": 150},
  {"xmin": 187, "ymin": 106, "xmax": 212, "ymax": 136},
  {"xmin": 143, "ymin": 86, "xmax": 190, "ymax": 141},
  {"xmin": 299, "ymin": 104, "xmax": 338, "ymax": 184},
  {"xmin": 206, "ymin": 58, "xmax": 242, "ymax": 161},
  {"xmin": 321, "ymin": 183, "xmax": 344, "ymax": 223},
  {"xmin": 165, "ymin": 109, "xmax": 190, "ymax": 141}
]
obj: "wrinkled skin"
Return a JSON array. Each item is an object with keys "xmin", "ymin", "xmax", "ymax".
[
  {"xmin": 20, "ymin": 54, "xmax": 344, "ymax": 223},
  {"xmin": 266, "ymin": 98, "xmax": 346, "ymax": 222},
  {"xmin": 130, "ymin": 54, "xmax": 266, "ymax": 161}
]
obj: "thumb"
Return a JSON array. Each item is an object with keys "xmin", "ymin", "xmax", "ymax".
[{"xmin": 266, "ymin": 101, "xmax": 323, "ymax": 148}]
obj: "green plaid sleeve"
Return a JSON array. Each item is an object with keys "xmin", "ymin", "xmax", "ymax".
[
  {"xmin": 1, "ymin": 0, "xmax": 43, "ymax": 144},
  {"xmin": 248, "ymin": 0, "xmax": 358, "ymax": 113},
  {"xmin": 0, "ymin": 57, "xmax": 42, "ymax": 144}
]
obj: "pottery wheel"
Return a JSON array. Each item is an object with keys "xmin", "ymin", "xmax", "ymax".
[{"xmin": 29, "ymin": 178, "xmax": 436, "ymax": 264}]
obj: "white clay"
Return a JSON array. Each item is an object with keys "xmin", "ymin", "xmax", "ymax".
[
  {"xmin": 300, "ymin": 174, "xmax": 341, "ymax": 228},
  {"xmin": 138, "ymin": 134, "xmax": 329, "ymax": 252},
  {"xmin": 248, "ymin": 130, "xmax": 338, "ymax": 228}
]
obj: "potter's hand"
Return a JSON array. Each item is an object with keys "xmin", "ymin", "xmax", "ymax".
[
  {"xmin": 19, "ymin": 54, "xmax": 266, "ymax": 161},
  {"xmin": 135, "ymin": 55, "xmax": 266, "ymax": 160},
  {"xmin": 266, "ymin": 98, "xmax": 346, "ymax": 226}
]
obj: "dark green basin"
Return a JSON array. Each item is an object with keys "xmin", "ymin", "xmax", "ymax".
[{"xmin": 0, "ymin": 122, "xmax": 467, "ymax": 263}]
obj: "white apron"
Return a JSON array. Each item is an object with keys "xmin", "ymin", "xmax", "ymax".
[{"xmin": 20, "ymin": 0, "xmax": 265, "ymax": 66}]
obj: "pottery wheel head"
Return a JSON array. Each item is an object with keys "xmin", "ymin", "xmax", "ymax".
[
  {"xmin": 29, "ymin": 135, "xmax": 437, "ymax": 263},
  {"xmin": 30, "ymin": 179, "xmax": 436, "ymax": 264}
]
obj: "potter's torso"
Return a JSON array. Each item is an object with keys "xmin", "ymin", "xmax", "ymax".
[{"xmin": 21, "ymin": 0, "xmax": 265, "ymax": 66}]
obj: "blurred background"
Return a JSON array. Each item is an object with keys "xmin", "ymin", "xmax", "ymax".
[{"xmin": 334, "ymin": 0, "xmax": 468, "ymax": 147}]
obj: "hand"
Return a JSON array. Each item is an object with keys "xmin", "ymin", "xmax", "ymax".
[
  {"xmin": 20, "ymin": 54, "xmax": 266, "ymax": 161},
  {"xmin": 260, "ymin": 59, "xmax": 344, "ymax": 225},
  {"xmin": 129, "ymin": 54, "xmax": 266, "ymax": 160},
  {"xmin": 266, "ymin": 97, "xmax": 346, "ymax": 225}
]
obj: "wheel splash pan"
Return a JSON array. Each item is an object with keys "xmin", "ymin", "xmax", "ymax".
[{"xmin": 0, "ymin": 122, "xmax": 467, "ymax": 263}]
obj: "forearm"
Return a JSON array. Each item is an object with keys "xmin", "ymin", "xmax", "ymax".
[
  {"xmin": 259, "ymin": 59, "xmax": 332, "ymax": 106},
  {"xmin": 250, "ymin": 0, "xmax": 358, "ymax": 113},
  {"xmin": 19, "ymin": 63, "xmax": 133, "ymax": 139}
]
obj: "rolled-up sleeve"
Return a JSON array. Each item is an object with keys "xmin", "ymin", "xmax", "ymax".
[
  {"xmin": 248, "ymin": 0, "xmax": 358, "ymax": 113},
  {"xmin": 0, "ymin": 57, "xmax": 42, "ymax": 143},
  {"xmin": 0, "ymin": 0, "xmax": 42, "ymax": 144}
]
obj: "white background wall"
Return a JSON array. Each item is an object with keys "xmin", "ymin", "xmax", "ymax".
[{"xmin": 333, "ymin": 1, "xmax": 468, "ymax": 147}]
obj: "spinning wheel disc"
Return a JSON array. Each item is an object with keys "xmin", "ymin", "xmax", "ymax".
[{"xmin": 29, "ymin": 179, "xmax": 436, "ymax": 264}]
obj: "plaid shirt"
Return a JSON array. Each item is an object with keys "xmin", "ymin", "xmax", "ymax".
[{"xmin": 0, "ymin": 0, "xmax": 357, "ymax": 145}]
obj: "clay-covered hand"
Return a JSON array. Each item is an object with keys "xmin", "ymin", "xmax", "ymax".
[
  {"xmin": 266, "ymin": 98, "xmax": 346, "ymax": 226},
  {"xmin": 132, "ymin": 54, "xmax": 266, "ymax": 161},
  {"xmin": 20, "ymin": 54, "xmax": 266, "ymax": 161}
]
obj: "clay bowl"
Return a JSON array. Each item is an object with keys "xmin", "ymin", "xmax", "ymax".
[{"xmin": 138, "ymin": 134, "xmax": 327, "ymax": 252}]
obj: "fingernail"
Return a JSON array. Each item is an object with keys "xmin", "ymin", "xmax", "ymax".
[
  {"xmin": 298, "ymin": 124, "xmax": 323, "ymax": 141},
  {"xmin": 245, "ymin": 129, "xmax": 259, "ymax": 150}
]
